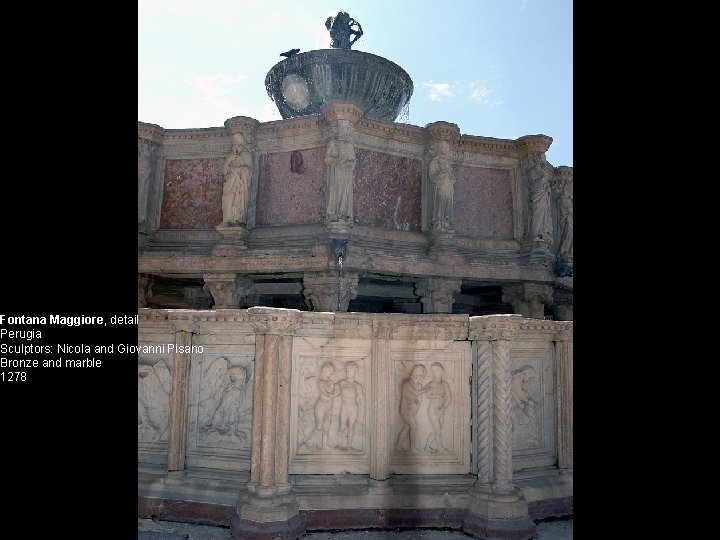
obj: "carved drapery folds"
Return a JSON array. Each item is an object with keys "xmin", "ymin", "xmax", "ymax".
[
  {"xmin": 321, "ymin": 103, "xmax": 363, "ymax": 226},
  {"xmin": 302, "ymin": 272, "xmax": 359, "ymax": 312},
  {"xmin": 554, "ymin": 166, "xmax": 573, "ymax": 265},
  {"xmin": 425, "ymin": 122, "xmax": 460, "ymax": 233},
  {"xmin": 415, "ymin": 276, "xmax": 462, "ymax": 314},
  {"xmin": 138, "ymin": 138, "xmax": 157, "ymax": 229},
  {"xmin": 517, "ymin": 135, "xmax": 553, "ymax": 250},
  {"xmin": 221, "ymin": 117, "xmax": 258, "ymax": 229},
  {"xmin": 501, "ymin": 283, "xmax": 553, "ymax": 319}
]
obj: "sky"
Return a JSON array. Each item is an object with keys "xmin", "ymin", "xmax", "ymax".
[{"xmin": 138, "ymin": 0, "xmax": 572, "ymax": 167}]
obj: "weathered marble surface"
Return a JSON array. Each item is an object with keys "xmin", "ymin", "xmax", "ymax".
[
  {"xmin": 453, "ymin": 166, "xmax": 513, "ymax": 238},
  {"xmin": 354, "ymin": 149, "xmax": 422, "ymax": 231},
  {"xmin": 160, "ymin": 158, "xmax": 224, "ymax": 229},
  {"xmin": 255, "ymin": 148, "xmax": 326, "ymax": 225}
]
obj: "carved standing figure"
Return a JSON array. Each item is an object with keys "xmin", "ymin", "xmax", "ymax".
[
  {"xmin": 512, "ymin": 365, "xmax": 539, "ymax": 444},
  {"xmin": 325, "ymin": 120, "xmax": 356, "ymax": 223},
  {"xmin": 138, "ymin": 140, "xmax": 155, "ymax": 225},
  {"xmin": 337, "ymin": 361, "xmax": 365, "ymax": 450},
  {"xmin": 423, "ymin": 362, "xmax": 452, "ymax": 453},
  {"xmin": 222, "ymin": 132, "xmax": 253, "ymax": 227},
  {"xmin": 137, "ymin": 358, "xmax": 171, "ymax": 441},
  {"xmin": 556, "ymin": 176, "xmax": 573, "ymax": 263},
  {"xmin": 525, "ymin": 153, "xmax": 552, "ymax": 242},
  {"xmin": 205, "ymin": 365, "xmax": 248, "ymax": 438},
  {"xmin": 311, "ymin": 361, "xmax": 342, "ymax": 449},
  {"xmin": 428, "ymin": 140, "xmax": 454, "ymax": 230},
  {"xmin": 325, "ymin": 11, "xmax": 363, "ymax": 49},
  {"xmin": 395, "ymin": 364, "xmax": 428, "ymax": 453}
]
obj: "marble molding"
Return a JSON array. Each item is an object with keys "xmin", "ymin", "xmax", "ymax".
[
  {"xmin": 160, "ymin": 158, "xmax": 224, "ymax": 229},
  {"xmin": 137, "ymin": 309, "xmax": 572, "ymax": 540},
  {"xmin": 255, "ymin": 148, "xmax": 327, "ymax": 226}
]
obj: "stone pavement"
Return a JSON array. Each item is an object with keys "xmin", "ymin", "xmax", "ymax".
[{"xmin": 138, "ymin": 517, "xmax": 572, "ymax": 539}]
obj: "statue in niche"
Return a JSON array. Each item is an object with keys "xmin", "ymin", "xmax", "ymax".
[
  {"xmin": 337, "ymin": 361, "xmax": 365, "ymax": 450},
  {"xmin": 556, "ymin": 176, "xmax": 573, "ymax": 263},
  {"xmin": 308, "ymin": 361, "xmax": 342, "ymax": 449},
  {"xmin": 512, "ymin": 365, "xmax": 539, "ymax": 445},
  {"xmin": 138, "ymin": 358, "xmax": 171, "ymax": 441},
  {"xmin": 395, "ymin": 364, "xmax": 428, "ymax": 453},
  {"xmin": 428, "ymin": 140, "xmax": 454, "ymax": 231},
  {"xmin": 201, "ymin": 358, "xmax": 248, "ymax": 441},
  {"xmin": 523, "ymin": 153, "xmax": 552, "ymax": 243},
  {"xmin": 325, "ymin": 12, "xmax": 363, "ymax": 49},
  {"xmin": 138, "ymin": 140, "xmax": 155, "ymax": 225},
  {"xmin": 423, "ymin": 362, "xmax": 452, "ymax": 453},
  {"xmin": 325, "ymin": 120, "xmax": 356, "ymax": 224},
  {"xmin": 221, "ymin": 132, "xmax": 253, "ymax": 227}
]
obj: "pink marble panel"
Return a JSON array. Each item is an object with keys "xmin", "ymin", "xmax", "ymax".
[
  {"xmin": 453, "ymin": 166, "xmax": 513, "ymax": 238},
  {"xmin": 354, "ymin": 150, "xmax": 421, "ymax": 231},
  {"xmin": 159, "ymin": 158, "xmax": 223, "ymax": 229},
  {"xmin": 255, "ymin": 148, "xmax": 326, "ymax": 226}
]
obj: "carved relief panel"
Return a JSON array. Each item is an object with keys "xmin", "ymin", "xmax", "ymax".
[
  {"xmin": 290, "ymin": 338, "xmax": 372, "ymax": 474},
  {"xmin": 137, "ymin": 355, "xmax": 173, "ymax": 466},
  {"xmin": 510, "ymin": 340, "xmax": 556, "ymax": 470},
  {"xmin": 186, "ymin": 337, "xmax": 255, "ymax": 471},
  {"xmin": 389, "ymin": 341, "xmax": 471, "ymax": 474}
]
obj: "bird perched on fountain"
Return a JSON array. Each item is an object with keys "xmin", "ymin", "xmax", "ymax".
[{"xmin": 280, "ymin": 48, "xmax": 300, "ymax": 58}]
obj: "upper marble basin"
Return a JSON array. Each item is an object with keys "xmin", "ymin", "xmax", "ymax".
[{"xmin": 265, "ymin": 49, "xmax": 413, "ymax": 122}]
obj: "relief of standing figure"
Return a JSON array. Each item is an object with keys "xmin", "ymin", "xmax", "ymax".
[
  {"xmin": 204, "ymin": 365, "xmax": 248, "ymax": 439},
  {"xmin": 428, "ymin": 140, "xmax": 454, "ymax": 231},
  {"xmin": 556, "ymin": 175, "xmax": 573, "ymax": 263},
  {"xmin": 423, "ymin": 362, "xmax": 452, "ymax": 453},
  {"xmin": 512, "ymin": 365, "xmax": 539, "ymax": 444},
  {"xmin": 337, "ymin": 361, "xmax": 365, "ymax": 450},
  {"xmin": 395, "ymin": 364, "xmax": 428, "ymax": 453},
  {"xmin": 524, "ymin": 153, "xmax": 552, "ymax": 243},
  {"xmin": 138, "ymin": 140, "xmax": 155, "ymax": 225},
  {"xmin": 310, "ymin": 361, "xmax": 342, "ymax": 449},
  {"xmin": 222, "ymin": 132, "xmax": 253, "ymax": 227},
  {"xmin": 325, "ymin": 120, "xmax": 356, "ymax": 224}
]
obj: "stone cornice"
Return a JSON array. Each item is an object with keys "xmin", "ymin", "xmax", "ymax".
[
  {"xmin": 425, "ymin": 121, "xmax": 461, "ymax": 142},
  {"xmin": 469, "ymin": 315, "xmax": 571, "ymax": 340},
  {"xmin": 138, "ymin": 122, "xmax": 164, "ymax": 144},
  {"xmin": 515, "ymin": 134, "xmax": 553, "ymax": 155},
  {"xmin": 139, "ymin": 116, "xmax": 542, "ymax": 163},
  {"xmin": 468, "ymin": 315, "xmax": 523, "ymax": 340},
  {"xmin": 139, "ymin": 308, "xmax": 250, "ymax": 324},
  {"xmin": 224, "ymin": 116, "xmax": 260, "ymax": 134},
  {"xmin": 554, "ymin": 322, "xmax": 573, "ymax": 342},
  {"xmin": 554, "ymin": 165, "xmax": 573, "ymax": 179},
  {"xmin": 247, "ymin": 306, "xmax": 304, "ymax": 335},
  {"xmin": 161, "ymin": 127, "xmax": 229, "ymax": 141},
  {"xmin": 365, "ymin": 313, "xmax": 469, "ymax": 340},
  {"xmin": 138, "ymin": 250, "xmax": 555, "ymax": 283}
]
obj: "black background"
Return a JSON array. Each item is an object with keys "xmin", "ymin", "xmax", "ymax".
[{"xmin": 2, "ymin": 7, "xmax": 138, "ymax": 536}]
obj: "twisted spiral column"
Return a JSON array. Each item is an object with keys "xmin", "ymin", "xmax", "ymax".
[
  {"xmin": 492, "ymin": 338, "xmax": 513, "ymax": 490},
  {"xmin": 475, "ymin": 340, "xmax": 493, "ymax": 484}
]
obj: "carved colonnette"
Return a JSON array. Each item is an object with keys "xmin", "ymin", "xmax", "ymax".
[
  {"xmin": 464, "ymin": 315, "xmax": 535, "ymax": 539},
  {"xmin": 232, "ymin": 307, "xmax": 306, "ymax": 540},
  {"xmin": 137, "ymin": 309, "xmax": 572, "ymax": 539},
  {"xmin": 554, "ymin": 324, "xmax": 573, "ymax": 472}
]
